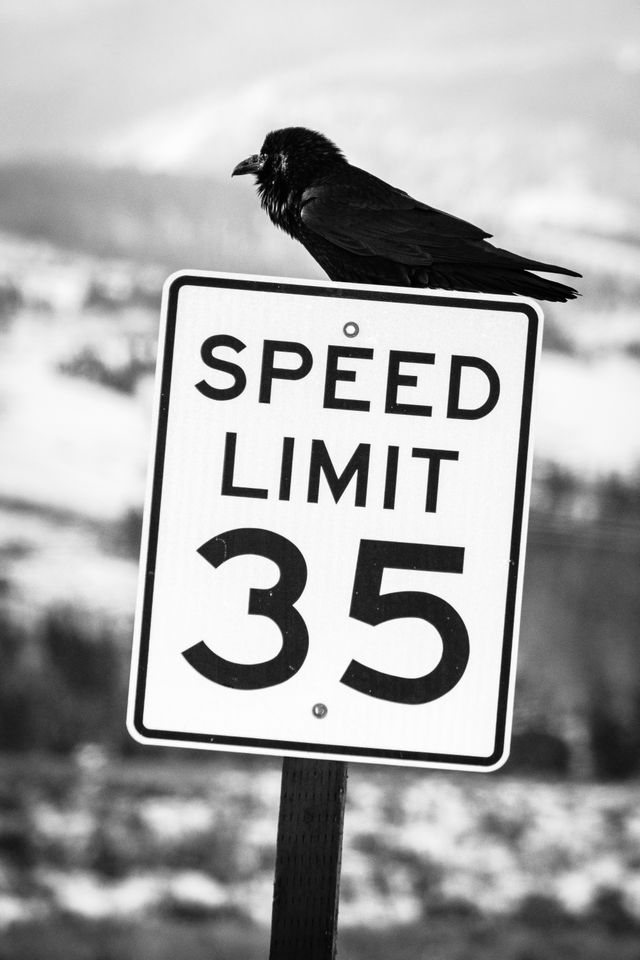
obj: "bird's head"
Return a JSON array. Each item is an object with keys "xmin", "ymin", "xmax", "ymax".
[{"xmin": 232, "ymin": 127, "xmax": 346, "ymax": 199}]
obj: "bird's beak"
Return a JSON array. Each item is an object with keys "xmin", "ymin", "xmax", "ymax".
[{"xmin": 231, "ymin": 154, "xmax": 262, "ymax": 177}]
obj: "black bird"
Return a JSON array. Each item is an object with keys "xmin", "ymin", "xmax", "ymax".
[{"xmin": 232, "ymin": 127, "xmax": 580, "ymax": 302}]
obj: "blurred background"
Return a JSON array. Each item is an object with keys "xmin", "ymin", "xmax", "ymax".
[{"xmin": 0, "ymin": 0, "xmax": 639, "ymax": 957}]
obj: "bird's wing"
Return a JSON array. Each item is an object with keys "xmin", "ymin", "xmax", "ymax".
[{"xmin": 300, "ymin": 168, "xmax": 492, "ymax": 266}]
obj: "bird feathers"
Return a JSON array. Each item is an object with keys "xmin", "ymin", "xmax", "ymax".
[
  {"xmin": 236, "ymin": 127, "xmax": 581, "ymax": 302},
  {"xmin": 300, "ymin": 170, "xmax": 492, "ymax": 266}
]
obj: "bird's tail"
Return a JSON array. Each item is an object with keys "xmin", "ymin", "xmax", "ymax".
[
  {"xmin": 507, "ymin": 270, "xmax": 580, "ymax": 303},
  {"xmin": 422, "ymin": 265, "xmax": 581, "ymax": 303},
  {"xmin": 496, "ymin": 249, "xmax": 582, "ymax": 279}
]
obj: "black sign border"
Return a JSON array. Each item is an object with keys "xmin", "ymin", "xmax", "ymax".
[{"xmin": 131, "ymin": 274, "xmax": 539, "ymax": 768}]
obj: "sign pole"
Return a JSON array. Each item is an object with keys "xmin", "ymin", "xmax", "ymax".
[{"xmin": 269, "ymin": 757, "xmax": 348, "ymax": 960}]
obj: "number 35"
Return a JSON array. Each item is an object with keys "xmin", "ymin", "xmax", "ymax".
[{"xmin": 182, "ymin": 528, "xmax": 469, "ymax": 705}]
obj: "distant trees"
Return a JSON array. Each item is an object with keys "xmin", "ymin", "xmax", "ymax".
[{"xmin": 0, "ymin": 607, "xmax": 129, "ymax": 754}]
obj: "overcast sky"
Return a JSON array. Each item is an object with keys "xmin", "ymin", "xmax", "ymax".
[{"xmin": 0, "ymin": 0, "xmax": 637, "ymax": 183}]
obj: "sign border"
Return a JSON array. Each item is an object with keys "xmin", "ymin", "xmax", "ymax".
[{"xmin": 128, "ymin": 272, "xmax": 541, "ymax": 770}]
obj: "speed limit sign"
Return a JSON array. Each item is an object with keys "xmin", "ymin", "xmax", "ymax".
[{"xmin": 127, "ymin": 272, "xmax": 541, "ymax": 771}]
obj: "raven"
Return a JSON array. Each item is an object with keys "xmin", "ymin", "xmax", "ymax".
[{"xmin": 232, "ymin": 127, "xmax": 580, "ymax": 302}]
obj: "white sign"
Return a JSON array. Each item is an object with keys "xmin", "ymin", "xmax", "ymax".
[{"xmin": 128, "ymin": 271, "xmax": 542, "ymax": 771}]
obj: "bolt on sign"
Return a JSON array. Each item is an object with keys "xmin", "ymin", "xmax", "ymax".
[{"xmin": 128, "ymin": 272, "xmax": 542, "ymax": 771}]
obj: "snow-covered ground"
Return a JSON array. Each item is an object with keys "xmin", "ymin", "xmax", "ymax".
[{"xmin": 1, "ymin": 756, "xmax": 639, "ymax": 930}]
